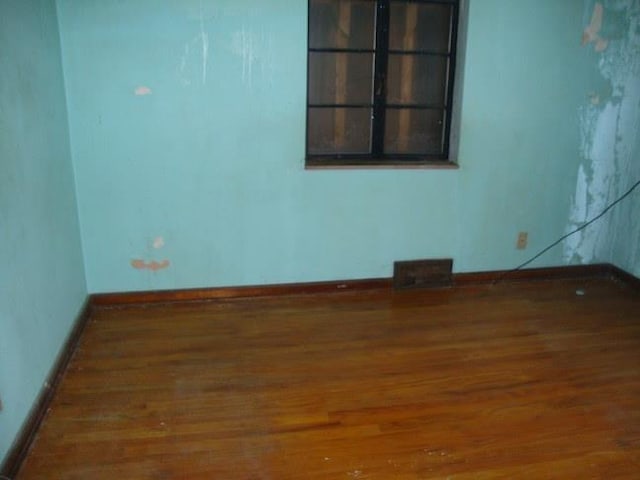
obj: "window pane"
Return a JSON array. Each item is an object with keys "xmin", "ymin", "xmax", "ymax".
[
  {"xmin": 386, "ymin": 54, "xmax": 448, "ymax": 106},
  {"xmin": 389, "ymin": 2, "xmax": 453, "ymax": 53},
  {"xmin": 308, "ymin": 52, "xmax": 374, "ymax": 105},
  {"xmin": 309, "ymin": 0, "xmax": 376, "ymax": 50},
  {"xmin": 384, "ymin": 108, "xmax": 445, "ymax": 155},
  {"xmin": 308, "ymin": 108, "xmax": 372, "ymax": 154}
]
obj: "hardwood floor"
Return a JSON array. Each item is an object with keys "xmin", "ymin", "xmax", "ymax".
[{"xmin": 17, "ymin": 278, "xmax": 640, "ymax": 478}]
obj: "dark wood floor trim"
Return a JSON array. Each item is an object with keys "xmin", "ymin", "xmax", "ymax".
[
  {"xmin": 453, "ymin": 263, "xmax": 614, "ymax": 286},
  {"xmin": 91, "ymin": 278, "xmax": 394, "ymax": 306},
  {"xmin": 0, "ymin": 298, "xmax": 93, "ymax": 479},
  {"xmin": 608, "ymin": 264, "xmax": 640, "ymax": 290},
  {"xmin": 91, "ymin": 263, "xmax": 638, "ymax": 308}
]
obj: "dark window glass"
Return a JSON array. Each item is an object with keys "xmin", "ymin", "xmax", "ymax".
[
  {"xmin": 384, "ymin": 108, "xmax": 445, "ymax": 154},
  {"xmin": 308, "ymin": 107, "xmax": 372, "ymax": 154},
  {"xmin": 309, "ymin": 0, "xmax": 376, "ymax": 50},
  {"xmin": 308, "ymin": 52, "xmax": 374, "ymax": 105},
  {"xmin": 307, "ymin": 0, "xmax": 459, "ymax": 166},
  {"xmin": 389, "ymin": 2, "xmax": 453, "ymax": 53},
  {"xmin": 386, "ymin": 54, "xmax": 449, "ymax": 106}
]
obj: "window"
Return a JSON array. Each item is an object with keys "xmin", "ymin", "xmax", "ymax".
[{"xmin": 306, "ymin": 0, "xmax": 459, "ymax": 167}]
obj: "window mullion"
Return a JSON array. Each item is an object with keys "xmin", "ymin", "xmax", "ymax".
[
  {"xmin": 372, "ymin": 0, "xmax": 390, "ymax": 156},
  {"xmin": 442, "ymin": 1, "xmax": 459, "ymax": 159}
]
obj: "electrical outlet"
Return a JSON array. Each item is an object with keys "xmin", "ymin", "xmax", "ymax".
[{"xmin": 517, "ymin": 231, "xmax": 528, "ymax": 250}]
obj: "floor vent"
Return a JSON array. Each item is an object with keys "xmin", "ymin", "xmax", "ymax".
[{"xmin": 393, "ymin": 259, "xmax": 453, "ymax": 289}]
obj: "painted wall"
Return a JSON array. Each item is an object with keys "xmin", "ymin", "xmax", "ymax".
[
  {"xmin": 0, "ymin": 0, "xmax": 86, "ymax": 465},
  {"xmin": 57, "ymin": 0, "xmax": 595, "ymax": 293},
  {"xmin": 565, "ymin": 0, "xmax": 640, "ymax": 276}
]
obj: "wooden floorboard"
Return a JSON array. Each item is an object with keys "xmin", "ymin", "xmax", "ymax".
[{"xmin": 17, "ymin": 278, "xmax": 640, "ymax": 479}]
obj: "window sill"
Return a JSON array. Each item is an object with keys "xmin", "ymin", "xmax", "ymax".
[{"xmin": 305, "ymin": 160, "xmax": 459, "ymax": 170}]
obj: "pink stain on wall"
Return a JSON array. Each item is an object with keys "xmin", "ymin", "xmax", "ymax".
[
  {"xmin": 582, "ymin": 2, "xmax": 609, "ymax": 52},
  {"xmin": 134, "ymin": 86, "xmax": 152, "ymax": 96},
  {"xmin": 131, "ymin": 259, "xmax": 170, "ymax": 271}
]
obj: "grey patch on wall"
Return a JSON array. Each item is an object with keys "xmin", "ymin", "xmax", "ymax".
[{"xmin": 565, "ymin": 0, "xmax": 640, "ymax": 267}]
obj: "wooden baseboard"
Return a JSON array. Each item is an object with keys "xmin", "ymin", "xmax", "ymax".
[
  {"xmin": 0, "ymin": 298, "xmax": 93, "ymax": 479},
  {"xmin": 91, "ymin": 263, "xmax": 638, "ymax": 307},
  {"xmin": 608, "ymin": 264, "xmax": 640, "ymax": 290},
  {"xmin": 453, "ymin": 263, "xmax": 615, "ymax": 286},
  {"xmin": 91, "ymin": 277, "xmax": 394, "ymax": 306}
]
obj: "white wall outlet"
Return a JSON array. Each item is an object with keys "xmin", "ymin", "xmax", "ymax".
[{"xmin": 517, "ymin": 232, "xmax": 528, "ymax": 250}]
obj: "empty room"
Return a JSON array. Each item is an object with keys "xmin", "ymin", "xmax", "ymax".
[{"xmin": 1, "ymin": 0, "xmax": 639, "ymax": 478}]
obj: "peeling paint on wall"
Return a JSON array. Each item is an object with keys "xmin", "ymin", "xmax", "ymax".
[
  {"xmin": 582, "ymin": 2, "xmax": 609, "ymax": 52},
  {"xmin": 131, "ymin": 259, "xmax": 171, "ymax": 271},
  {"xmin": 566, "ymin": 0, "xmax": 640, "ymax": 269}
]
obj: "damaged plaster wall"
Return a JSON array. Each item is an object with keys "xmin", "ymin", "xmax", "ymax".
[{"xmin": 566, "ymin": 0, "xmax": 640, "ymax": 275}]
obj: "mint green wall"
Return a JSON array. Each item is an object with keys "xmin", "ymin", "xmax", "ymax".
[
  {"xmin": 56, "ymin": 0, "xmax": 593, "ymax": 293},
  {"xmin": 564, "ymin": 0, "xmax": 640, "ymax": 276},
  {"xmin": 0, "ymin": 0, "xmax": 86, "ymax": 465}
]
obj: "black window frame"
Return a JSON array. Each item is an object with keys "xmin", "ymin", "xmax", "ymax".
[{"xmin": 306, "ymin": 0, "xmax": 459, "ymax": 168}]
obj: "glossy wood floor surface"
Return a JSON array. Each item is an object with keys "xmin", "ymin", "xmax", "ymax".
[{"xmin": 18, "ymin": 278, "xmax": 640, "ymax": 479}]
